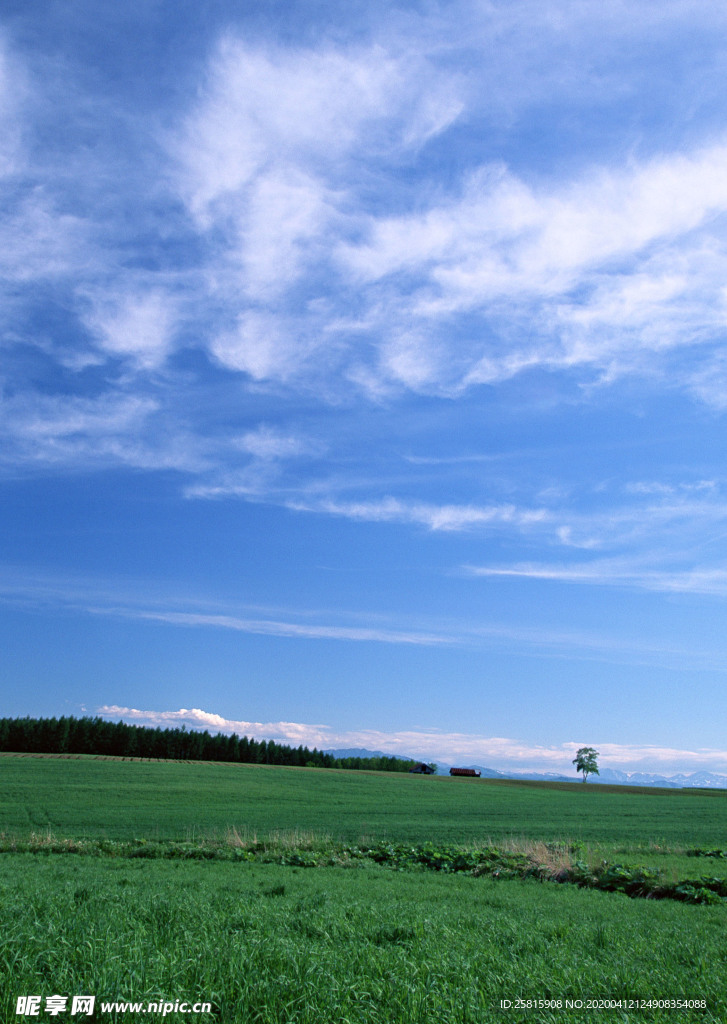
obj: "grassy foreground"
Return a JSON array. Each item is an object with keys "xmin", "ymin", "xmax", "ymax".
[
  {"xmin": 2, "ymin": 756, "xmax": 727, "ymax": 1022},
  {"xmin": 1, "ymin": 854, "xmax": 724, "ymax": 1023}
]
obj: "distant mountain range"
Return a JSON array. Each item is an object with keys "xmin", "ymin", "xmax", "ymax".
[
  {"xmin": 324, "ymin": 749, "xmax": 727, "ymax": 789},
  {"xmin": 325, "ymin": 748, "xmax": 412, "ymax": 760},
  {"xmin": 594, "ymin": 768, "xmax": 727, "ymax": 789},
  {"xmin": 444, "ymin": 765, "xmax": 727, "ymax": 789}
]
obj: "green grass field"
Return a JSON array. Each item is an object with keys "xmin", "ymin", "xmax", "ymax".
[
  {"xmin": 2, "ymin": 755, "xmax": 726, "ymax": 1023},
  {"xmin": 3, "ymin": 753, "xmax": 727, "ymax": 846}
]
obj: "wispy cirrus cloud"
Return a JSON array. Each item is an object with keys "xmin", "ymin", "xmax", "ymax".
[
  {"xmin": 336, "ymin": 142, "xmax": 727, "ymax": 396},
  {"xmin": 235, "ymin": 425, "xmax": 323, "ymax": 461},
  {"xmin": 0, "ymin": 393, "xmax": 158, "ymax": 467},
  {"xmin": 0, "ymin": 33, "xmax": 29, "ymax": 179},
  {"xmin": 287, "ymin": 496, "xmax": 548, "ymax": 533},
  {"xmin": 0, "ymin": 565, "xmax": 451, "ymax": 647},
  {"xmin": 1, "ymin": 563, "xmax": 725, "ymax": 671},
  {"xmin": 165, "ymin": 22, "xmax": 727, "ymax": 402},
  {"xmin": 88, "ymin": 604, "xmax": 727, "ymax": 670},
  {"xmin": 96, "ymin": 704, "xmax": 727, "ymax": 774},
  {"xmin": 461, "ymin": 477, "xmax": 727, "ymax": 595},
  {"xmin": 172, "ymin": 35, "xmax": 465, "ymax": 385},
  {"xmin": 105, "ymin": 608, "xmax": 449, "ymax": 647},
  {"xmin": 0, "ymin": 390, "xmax": 216, "ymax": 475},
  {"xmin": 541, "ymin": 483, "xmax": 727, "ymax": 552},
  {"xmin": 466, "ymin": 560, "xmax": 727, "ymax": 597},
  {"xmin": 175, "ymin": 38, "xmax": 463, "ymax": 221},
  {"xmin": 80, "ymin": 288, "xmax": 180, "ymax": 372},
  {"xmin": 4, "ymin": 5, "xmax": 727, "ymax": 492},
  {"xmin": 3, "ymin": 2, "xmax": 727, "ymax": 576}
]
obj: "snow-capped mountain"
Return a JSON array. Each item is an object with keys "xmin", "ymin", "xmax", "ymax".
[{"xmin": 325, "ymin": 748, "xmax": 727, "ymax": 788}]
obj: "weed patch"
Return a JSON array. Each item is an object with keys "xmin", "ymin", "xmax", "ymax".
[{"xmin": 2, "ymin": 833, "xmax": 724, "ymax": 906}]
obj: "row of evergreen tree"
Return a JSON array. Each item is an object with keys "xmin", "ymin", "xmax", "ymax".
[{"xmin": 0, "ymin": 716, "xmax": 415, "ymax": 772}]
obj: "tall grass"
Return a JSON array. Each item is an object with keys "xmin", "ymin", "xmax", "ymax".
[{"xmin": 1, "ymin": 855, "xmax": 725, "ymax": 1023}]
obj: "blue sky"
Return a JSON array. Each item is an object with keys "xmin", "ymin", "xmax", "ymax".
[{"xmin": 3, "ymin": 0, "xmax": 727, "ymax": 774}]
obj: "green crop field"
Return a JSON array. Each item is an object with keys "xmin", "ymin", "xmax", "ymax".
[
  {"xmin": 2, "ymin": 755, "xmax": 727, "ymax": 1023},
  {"xmin": 3, "ymin": 753, "xmax": 727, "ymax": 846}
]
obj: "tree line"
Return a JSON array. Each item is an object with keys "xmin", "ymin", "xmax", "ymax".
[{"xmin": 0, "ymin": 715, "xmax": 415, "ymax": 772}]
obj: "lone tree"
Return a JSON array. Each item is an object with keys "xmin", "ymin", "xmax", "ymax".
[{"xmin": 573, "ymin": 747, "xmax": 599, "ymax": 783}]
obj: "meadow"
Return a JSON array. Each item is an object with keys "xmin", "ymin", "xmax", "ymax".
[
  {"xmin": 2, "ymin": 755, "xmax": 727, "ymax": 1023},
  {"xmin": 3, "ymin": 753, "xmax": 727, "ymax": 847}
]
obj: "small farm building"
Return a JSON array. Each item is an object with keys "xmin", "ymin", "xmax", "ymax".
[{"xmin": 449, "ymin": 767, "xmax": 481, "ymax": 777}]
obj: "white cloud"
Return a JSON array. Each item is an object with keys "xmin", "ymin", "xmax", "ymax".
[
  {"xmin": 230, "ymin": 171, "xmax": 337, "ymax": 301},
  {"xmin": 288, "ymin": 496, "xmax": 548, "ymax": 532},
  {"xmin": 210, "ymin": 311, "xmax": 311, "ymax": 380},
  {"xmin": 171, "ymin": 36, "xmax": 466, "ymax": 390},
  {"xmin": 544, "ymin": 486, "xmax": 727, "ymax": 552},
  {"xmin": 335, "ymin": 142, "xmax": 727, "ymax": 394},
  {"xmin": 235, "ymin": 425, "xmax": 320, "ymax": 461},
  {"xmin": 183, "ymin": 472, "xmax": 273, "ymax": 501},
  {"xmin": 0, "ymin": 193, "xmax": 89, "ymax": 283},
  {"xmin": 176, "ymin": 43, "xmax": 383, "ymax": 218},
  {"xmin": 625, "ymin": 480, "xmax": 716, "ymax": 497},
  {"xmin": 179, "ymin": 126, "xmax": 727, "ymax": 400},
  {"xmin": 5, "ymin": 6, "xmax": 727, "ymax": 494},
  {"xmin": 0, "ymin": 37, "xmax": 25, "ymax": 178},
  {"xmin": 466, "ymin": 560, "xmax": 727, "ymax": 597},
  {"xmin": 381, "ymin": 331, "xmax": 446, "ymax": 391},
  {"xmin": 8, "ymin": 12, "xmax": 726, "ymax": 427},
  {"xmin": 96, "ymin": 704, "xmax": 727, "ymax": 774},
  {"xmin": 445, "ymin": 0, "xmax": 727, "ymax": 141},
  {"xmin": 94, "ymin": 598, "xmax": 724, "ymax": 668},
  {"xmin": 107, "ymin": 608, "xmax": 449, "ymax": 646},
  {"xmin": 176, "ymin": 38, "xmax": 461, "ymax": 221},
  {"xmin": 1, "ymin": 562, "xmax": 725, "ymax": 671},
  {"xmin": 686, "ymin": 345, "xmax": 727, "ymax": 409},
  {"xmin": 0, "ymin": 393, "xmax": 157, "ymax": 463},
  {"xmin": 0, "ymin": 392, "xmax": 210, "ymax": 474},
  {"xmin": 81, "ymin": 289, "xmax": 179, "ymax": 370}
]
